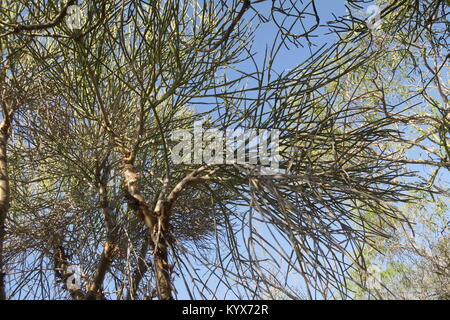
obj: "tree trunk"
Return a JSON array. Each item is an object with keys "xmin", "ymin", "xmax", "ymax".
[
  {"xmin": 85, "ymin": 170, "xmax": 117, "ymax": 300},
  {"xmin": 122, "ymin": 162, "xmax": 173, "ymax": 300},
  {"xmin": 0, "ymin": 128, "xmax": 10, "ymax": 300},
  {"xmin": 151, "ymin": 204, "xmax": 172, "ymax": 300}
]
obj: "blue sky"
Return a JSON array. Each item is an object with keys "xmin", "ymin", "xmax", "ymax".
[{"xmin": 174, "ymin": 0, "xmax": 378, "ymax": 300}]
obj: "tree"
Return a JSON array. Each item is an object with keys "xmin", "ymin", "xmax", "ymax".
[
  {"xmin": 0, "ymin": 0, "xmax": 448, "ymax": 300},
  {"xmin": 339, "ymin": 0, "xmax": 449, "ymax": 299}
]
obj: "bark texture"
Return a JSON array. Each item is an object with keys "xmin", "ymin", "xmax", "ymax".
[{"xmin": 0, "ymin": 123, "xmax": 10, "ymax": 300}]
